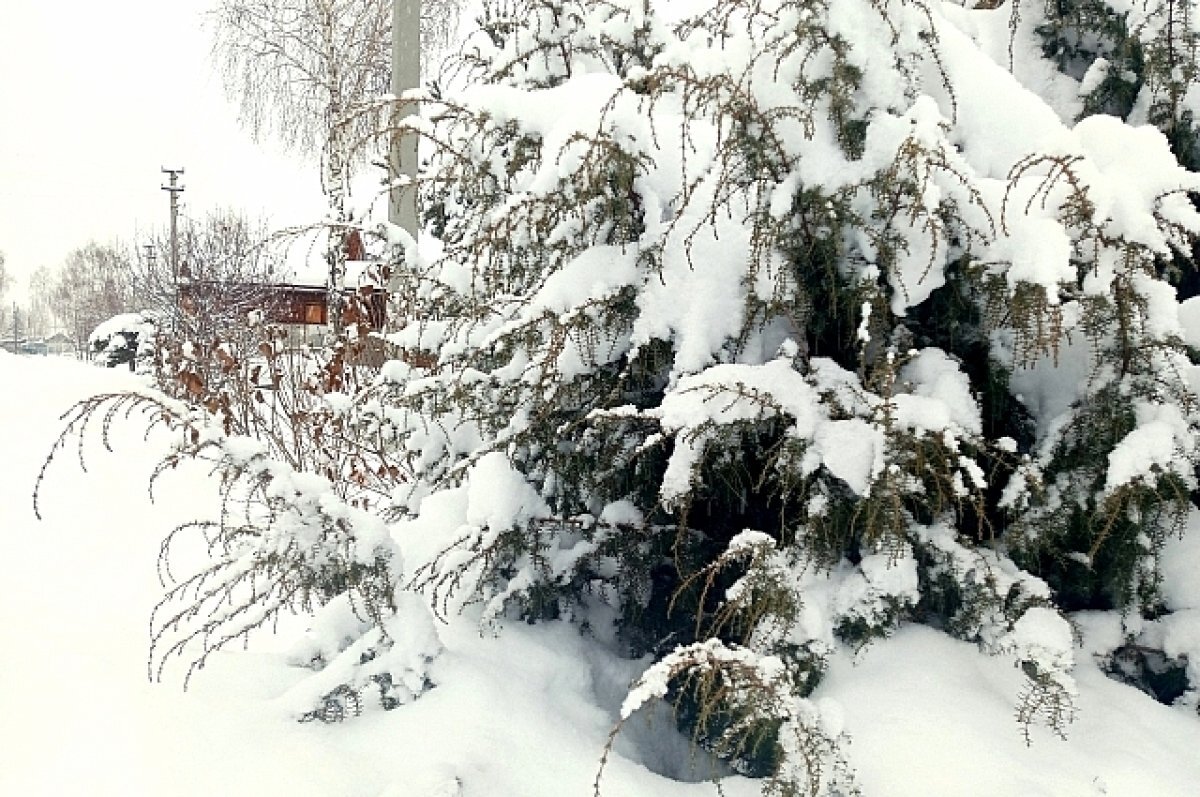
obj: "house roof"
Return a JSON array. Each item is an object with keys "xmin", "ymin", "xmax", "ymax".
[{"xmin": 277, "ymin": 230, "xmax": 382, "ymax": 289}]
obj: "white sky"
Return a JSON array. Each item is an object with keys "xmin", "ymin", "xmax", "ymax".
[{"xmin": 0, "ymin": 0, "xmax": 330, "ymax": 301}]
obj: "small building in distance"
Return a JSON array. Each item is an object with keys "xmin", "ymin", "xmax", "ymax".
[{"xmin": 44, "ymin": 332, "xmax": 74, "ymax": 356}]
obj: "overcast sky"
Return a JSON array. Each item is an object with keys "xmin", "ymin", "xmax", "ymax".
[{"xmin": 0, "ymin": 0, "xmax": 328, "ymax": 301}]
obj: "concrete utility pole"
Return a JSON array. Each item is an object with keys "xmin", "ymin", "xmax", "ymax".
[
  {"xmin": 161, "ymin": 167, "xmax": 185, "ymax": 330},
  {"xmin": 389, "ymin": 0, "xmax": 420, "ymax": 243},
  {"xmin": 161, "ymin": 168, "xmax": 185, "ymax": 283},
  {"xmin": 387, "ymin": 0, "xmax": 421, "ymax": 332}
]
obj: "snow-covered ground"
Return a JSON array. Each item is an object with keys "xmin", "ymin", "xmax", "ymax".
[{"xmin": 4, "ymin": 351, "xmax": 1200, "ymax": 796}]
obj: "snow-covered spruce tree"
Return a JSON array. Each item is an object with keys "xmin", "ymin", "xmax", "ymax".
[{"xmin": 357, "ymin": 0, "xmax": 1200, "ymax": 788}]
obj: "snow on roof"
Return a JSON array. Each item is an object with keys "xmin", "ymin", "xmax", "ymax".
[{"xmin": 279, "ymin": 258, "xmax": 382, "ymax": 289}]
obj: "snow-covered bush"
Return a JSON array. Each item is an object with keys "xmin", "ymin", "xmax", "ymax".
[
  {"xmin": 47, "ymin": 271, "xmax": 433, "ymax": 720},
  {"xmin": 34, "ymin": 378, "xmax": 432, "ymax": 720},
  {"xmin": 89, "ymin": 312, "xmax": 155, "ymax": 370},
  {"xmin": 1011, "ymin": 0, "xmax": 1200, "ymax": 167},
  {"xmin": 144, "ymin": 311, "xmax": 440, "ymax": 717}
]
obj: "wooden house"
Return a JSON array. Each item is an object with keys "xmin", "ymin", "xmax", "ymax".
[{"xmin": 178, "ymin": 230, "xmax": 387, "ymax": 345}]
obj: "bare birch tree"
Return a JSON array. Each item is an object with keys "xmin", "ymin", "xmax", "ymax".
[
  {"xmin": 25, "ymin": 266, "xmax": 55, "ymax": 339},
  {"xmin": 0, "ymin": 251, "xmax": 9, "ymax": 296},
  {"xmin": 0, "ymin": 251, "xmax": 9, "ymax": 337},
  {"xmin": 52, "ymin": 242, "xmax": 134, "ymax": 358},
  {"xmin": 210, "ymin": 0, "xmax": 459, "ymax": 333}
]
